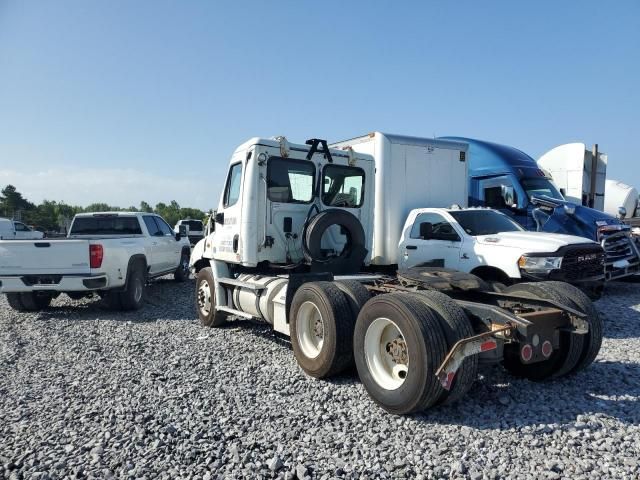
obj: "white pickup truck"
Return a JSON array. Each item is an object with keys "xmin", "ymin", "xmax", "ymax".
[
  {"xmin": 0, "ymin": 218, "xmax": 44, "ymax": 240},
  {"xmin": 399, "ymin": 207, "xmax": 605, "ymax": 294},
  {"xmin": 0, "ymin": 212, "xmax": 191, "ymax": 311}
]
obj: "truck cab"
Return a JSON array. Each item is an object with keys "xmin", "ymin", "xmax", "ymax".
[
  {"xmin": 0, "ymin": 218, "xmax": 44, "ymax": 240},
  {"xmin": 443, "ymin": 136, "xmax": 640, "ymax": 281},
  {"xmin": 193, "ymin": 136, "xmax": 374, "ymax": 270},
  {"xmin": 398, "ymin": 207, "xmax": 605, "ymax": 292}
]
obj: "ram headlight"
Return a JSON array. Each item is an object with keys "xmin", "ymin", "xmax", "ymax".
[{"xmin": 518, "ymin": 255, "xmax": 563, "ymax": 272}]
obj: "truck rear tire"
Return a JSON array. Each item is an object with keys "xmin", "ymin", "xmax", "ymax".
[
  {"xmin": 119, "ymin": 265, "xmax": 146, "ymax": 311},
  {"xmin": 174, "ymin": 250, "xmax": 190, "ymax": 282},
  {"xmin": 353, "ymin": 293, "xmax": 447, "ymax": 415},
  {"xmin": 289, "ymin": 281, "xmax": 354, "ymax": 378},
  {"xmin": 409, "ymin": 291, "xmax": 478, "ymax": 405},
  {"xmin": 196, "ymin": 267, "xmax": 227, "ymax": 327},
  {"xmin": 335, "ymin": 280, "xmax": 371, "ymax": 321},
  {"xmin": 6, "ymin": 293, "xmax": 26, "ymax": 311},
  {"xmin": 536, "ymin": 281, "xmax": 603, "ymax": 374},
  {"xmin": 502, "ymin": 282, "xmax": 584, "ymax": 380},
  {"xmin": 18, "ymin": 292, "xmax": 53, "ymax": 311}
]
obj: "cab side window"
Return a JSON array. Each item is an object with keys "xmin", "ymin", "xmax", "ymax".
[
  {"xmin": 224, "ymin": 163, "xmax": 243, "ymax": 207},
  {"xmin": 484, "ymin": 187, "xmax": 507, "ymax": 208},
  {"xmin": 14, "ymin": 222, "xmax": 29, "ymax": 231},
  {"xmin": 484, "ymin": 186, "xmax": 517, "ymax": 209},
  {"xmin": 410, "ymin": 213, "xmax": 458, "ymax": 240},
  {"xmin": 155, "ymin": 217, "xmax": 174, "ymax": 236},
  {"xmin": 143, "ymin": 216, "xmax": 162, "ymax": 236}
]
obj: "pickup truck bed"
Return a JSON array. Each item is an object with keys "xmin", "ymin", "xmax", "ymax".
[
  {"xmin": 0, "ymin": 239, "xmax": 106, "ymax": 292},
  {"xmin": 1, "ymin": 212, "xmax": 191, "ymax": 311}
]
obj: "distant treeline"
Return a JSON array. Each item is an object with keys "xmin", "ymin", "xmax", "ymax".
[{"xmin": 0, "ymin": 184, "xmax": 209, "ymax": 232}]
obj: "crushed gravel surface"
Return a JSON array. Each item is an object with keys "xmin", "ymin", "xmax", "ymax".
[{"xmin": 1, "ymin": 278, "xmax": 639, "ymax": 479}]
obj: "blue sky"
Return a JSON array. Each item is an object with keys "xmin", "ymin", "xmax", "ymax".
[{"xmin": 0, "ymin": 1, "xmax": 638, "ymax": 210}]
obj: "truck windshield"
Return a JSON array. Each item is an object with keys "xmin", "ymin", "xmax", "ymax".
[
  {"xmin": 70, "ymin": 216, "xmax": 142, "ymax": 235},
  {"xmin": 521, "ymin": 177, "xmax": 564, "ymax": 201},
  {"xmin": 449, "ymin": 210, "xmax": 524, "ymax": 236}
]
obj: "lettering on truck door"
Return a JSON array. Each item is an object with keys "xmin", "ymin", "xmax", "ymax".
[
  {"xmin": 216, "ymin": 160, "xmax": 244, "ymax": 263},
  {"xmin": 401, "ymin": 212, "xmax": 463, "ymax": 270}
]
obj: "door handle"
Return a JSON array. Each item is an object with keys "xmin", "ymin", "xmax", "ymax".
[
  {"xmin": 406, "ymin": 245, "xmax": 417, "ymax": 250},
  {"xmin": 461, "ymin": 253, "xmax": 469, "ymax": 259}
]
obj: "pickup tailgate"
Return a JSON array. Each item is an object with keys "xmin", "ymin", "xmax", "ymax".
[{"xmin": 0, "ymin": 240, "xmax": 91, "ymax": 275}]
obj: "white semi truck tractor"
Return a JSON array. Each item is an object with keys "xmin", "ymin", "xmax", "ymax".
[{"xmin": 190, "ymin": 136, "xmax": 602, "ymax": 415}]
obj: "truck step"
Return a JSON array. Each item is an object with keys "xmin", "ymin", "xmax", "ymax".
[
  {"xmin": 217, "ymin": 277, "xmax": 266, "ymax": 291},
  {"xmin": 215, "ymin": 306, "xmax": 255, "ymax": 319}
]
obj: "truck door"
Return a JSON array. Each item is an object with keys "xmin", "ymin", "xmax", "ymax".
[
  {"xmin": 142, "ymin": 215, "xmax": 166, "ymax": 274},
  {"xmin": 214, "ymin": 160, "xmax": 244, "ymax": 264},
  {"xmin": 154, "ymin": 216, "xmax": 181, "ymax": 271},
  {"xmin": 478, "ymin": 176, "xmax": 533, "ymax": 229},
  {"xmin": 400, "ymin": 212, "xmax": 463, "ymax": 271}
]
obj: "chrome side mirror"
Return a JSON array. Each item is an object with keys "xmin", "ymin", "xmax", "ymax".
[{"xmin": 618, "ymin": 206, "xmax": 627, "ymax": 219}]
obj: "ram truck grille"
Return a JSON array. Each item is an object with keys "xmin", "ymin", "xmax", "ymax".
[{"xmin": 560, "ymin": 246, "xmax": 605, "ymax": 281}]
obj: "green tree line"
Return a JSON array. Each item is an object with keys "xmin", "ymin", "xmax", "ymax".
[{"xmin": 0, "ymin": 184, "xmax": 209, "ymax": 232}]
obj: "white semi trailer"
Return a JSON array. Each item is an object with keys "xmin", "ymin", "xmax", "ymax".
[
  {"xmin": 605, "ymin": 179, "xmax": 640, "ymax": 225},
  {"xmin": 190, "ymin": 136, "xmax": 602, "ymax": 414}
]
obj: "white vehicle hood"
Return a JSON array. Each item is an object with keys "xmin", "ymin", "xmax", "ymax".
[{"xmin": 476, "ymin": 231, "xmax": 596, "ymax": 253}]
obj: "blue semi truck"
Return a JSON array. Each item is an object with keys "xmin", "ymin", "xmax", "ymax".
[{"xmin": 442, "ymin": 137, "xmax": 640, "ymax": 282}]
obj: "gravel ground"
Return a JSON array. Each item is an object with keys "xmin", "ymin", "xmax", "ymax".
[{"xmin": 1, "ymin": 279, "xmax": 639, "ymax": 480}]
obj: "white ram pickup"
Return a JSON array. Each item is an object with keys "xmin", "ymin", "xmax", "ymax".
[
  {"xmin": 399, "ymin": 207, "xmax": 605, "ymax": 295},
  {"xmin": 0, "ymin": 212, "xmax": 191, "ymax": 311}
]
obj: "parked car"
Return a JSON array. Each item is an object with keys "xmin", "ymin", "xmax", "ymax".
[
  {"xmin": 0, "ymin": 218, "xmax": 45, "ymax": 240},
  {"xmin": 174, "ymin": 219, "xmax": 204, "ymax": 244},
  {"xmin": 0, "ymin": 212, "xmax": 191, "ymax": 311}
]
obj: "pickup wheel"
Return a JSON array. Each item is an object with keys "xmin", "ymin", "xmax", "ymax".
[
  {"xmin": 290, "ymin": 281, "xmax": 354, "ymax": 378},
  {"xmin": 119, "ymin": 265, "xmax": 146, "ymax": 311},
  {"xmin": 174, "ymin": 250, "xmax": 190, "ymax": 282},
  {"xmin": 502, "ymin": 282, "xmax": 584, "ymax": 380},
  {"xmin": 17, "ymin": 292, "xmax": 53, "ymax": 311},
  {"xmin": 6, "ymin": 293, "xmax": 26, "ymax": 311},
  {"xmin": 408, "ymin": 291, "xmax": 478, "ymax": 406},
  {"xmin": 353, "ymin": 293, "xmax": 447, "ymax": 415},
  {"xmin": 103, "ymin": 291, "xmax": 123, "ymax": 310},
  {"xmin": 196, "ymin": 267, "xmax": 227, "ymax": 327}
]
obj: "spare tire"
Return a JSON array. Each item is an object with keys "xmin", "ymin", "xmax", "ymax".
[{"xmin": 303, "ymin": 209, "xmax": 365, "ymax": 264}]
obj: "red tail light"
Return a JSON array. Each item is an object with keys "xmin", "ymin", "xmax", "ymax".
[{"xmin": 90, "ymin": 244, "xmax": 103, "ymax": 268}]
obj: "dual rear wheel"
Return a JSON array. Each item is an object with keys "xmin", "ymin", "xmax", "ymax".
[
  {"xmin": 290, "ymin": 284, "xmax": 477, "ymax": 415},
  {"xmin": 502, "ymin": 281, "xmax": 603, "ymax": 380}
]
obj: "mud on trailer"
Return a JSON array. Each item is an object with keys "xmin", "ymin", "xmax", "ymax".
[{"xmin": 190, "ymin": 136, "xmax": 602, "ymax": 414}]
